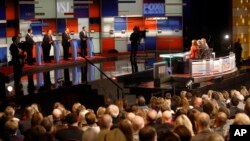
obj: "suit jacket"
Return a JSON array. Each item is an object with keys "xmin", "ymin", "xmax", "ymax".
[
  {"xmin": 191, "ymin": 129, "xmax": 213, "ymax": 141},
  {"xmin": 25, "ymin": 34, "xmax": 34, "ymax": 46},
  {"xmin": 42, "ymin": 34, "xmax": 53, "ymax": 47},
  {"xmin": 62, "ymin": 32, "xmax": 71, "ymax": 47},
  {"xmin": 79, "ymin": 31, "xmax": 88, "ymax": 47},
  {"xmin": 9, "ymin": 43, "xmax": 22, "ymax": 64},
  {"xmin": 55, "ymin": 126, "xmax": 83, "ymax": 141}
]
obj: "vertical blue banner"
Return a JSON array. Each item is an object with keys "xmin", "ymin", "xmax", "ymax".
[
  {"xmin": 57, "ymin": 19, "xmax": 66, "ymax": 33},
  {"xmin": 101, "ymin": 0, "xmax": 118, "ymax": 17},
  {"xmin": 0, "ymin": 0, "xmax": 6, "ymax": 20},
  {"xmin": 74, "ymin": 0, "xmax": 89, "ymax": 18},
  {"xmin": 20, "ymin": 4, "xmax": 35, "ymax": 19},
  {"xmin": 0, "ymin": 23, "xmax": 6, "ymax": 38}
]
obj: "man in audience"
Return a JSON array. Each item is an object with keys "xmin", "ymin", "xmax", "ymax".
[
  {"xmin": 107, "ymin": 104, "xmax": 119, "ymax": 129},
  {"xmin": 131, "ymin": 115, "xmax": 144, "ymax": 141},
  {"xmin": 229, "ymin": 96, "xmax": 244, "ymax": 118},
  {"xmin": 138, "ymin": 96, "xmax": 149, "ymax": 110},
  {"xmin": 191, "ymin": 112, "xmax": 213, "ymax": 141},
  {"xmin": 192, "ymin": 97, "xmax": 203, "ymax": 112},
  {"xmin": 3, "ymin": 119, "xmax": 24, "ymax": 141},
  {"xmin": 139, "ymin": 126, "xmax": 157, "ymax": 141},
  {"xmin": 213, "ymin": 112, "xmax": 228, "ymax": 137},
  {"xmin": 19, "ymin": 106, "xmax": 34, "ymax": 134},
  {"xmin": 55, "ymin": 113, "xmax": 83, "ymax": 141},
  {"xmin": 145, "ymin": 109, "xmax": 158, "ymax": 127},
  {"xmin": 98, "ymin": 114, "xmax": 113, "ymax": 141}
]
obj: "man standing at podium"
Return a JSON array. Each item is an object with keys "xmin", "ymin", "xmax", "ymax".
[
  {"xmin": 62, "ymin": 27, "xmax": 71, "ymax": 60},
  {"xmin": 25, "ymin": 28, "xmax": 35, "ymax": 65},
  {"xmin": 42, "ymin": 29, "xmax": 54, "ymax": 62},
  {"xmin": 130, "ymin": 26, "xmax": 140, "ymax": 73},
  {"xmin": 79, "ymin": 26, "xmax": 88, "ymax": 57}
]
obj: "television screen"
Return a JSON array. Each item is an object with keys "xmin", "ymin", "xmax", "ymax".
[{"xmin": 144, "ymin": 0, "xmax": 165, "ymax": 16}]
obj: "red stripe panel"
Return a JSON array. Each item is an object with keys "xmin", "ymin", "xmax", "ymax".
[
  {"xmin": 42, "ymin": 19, "xmax": 57, "ymax": 33},
  {"xmin": 89, "ymin": 24, "xmax": 100, "ymax": 32},
  {"xmin": 6, "ymin": 27, "xmax": 16, "ymax": 37},
  {"xmin": 127, "ymin": 17, "xmax": 145, "ymax": 31},
  {"xmin": 89, "ymin": 3, "xmax": 100, "ymax": 17},
  {"xmin": 102, "ymin": 38, "xmax": 114, "ymax": 53},
  {"xmin": 6, "ymin": 0, "xmax": 16, "ymax": 20},
  {"xmin": 102, "ymin": 61, "xmax": 115, "ymax": 72},
  {"xmin": 156, "ymin": 37, "xmax": 183, "ymax": 50},
  {"xmin": 144, "ymin": 19, "xmax": 157, "ymax": 30},
  {"xmin": 66, "ymin": 19, "xmax": 78, "ymax": 33}
]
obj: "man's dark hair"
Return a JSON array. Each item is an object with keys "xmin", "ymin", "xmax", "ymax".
[
  {"xmin": 12, "ymin": 36, "xmax": 18, "ymax": 42},
  {"xmin": 139, "ymin": 126, "xmax": 156, "ymax": 141},
  {"xmin": 65, "ymin": 113, "xmax": 78, "ymax": 125},
  {"xmin": 28, "ymin": 28, "xmax": 32, "ymax": 33}
]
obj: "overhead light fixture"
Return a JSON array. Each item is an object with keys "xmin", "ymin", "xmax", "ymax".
[{"xmin": 7, "ymin": 86, "xmax": 13, "ymax": 92}]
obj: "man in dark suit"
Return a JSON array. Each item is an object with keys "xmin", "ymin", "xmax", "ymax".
[
  {"xmin": 42, "ymin": 29, "xmax": 54, "ymax": 62},
  {"xmin": 62, "ymin": 27, "xmax": 71, "ymax": 60},
  {"xmin": 79, "ymin": 26, "xmax": 88, "ymax": 57},
  {"xmin": 9, "ymin": 36, "xmax": 24, "ymax": 94},
  {"xmin": 129, "ymin": 26, "xmax": 141, "ymax": 73},
  {"xmin": 25, "ymin": 28, "xmax": 35, "ymax": 65},
  {"xmin": 55, "ymin": 113, "xmax": 83, "ymax": 141}
]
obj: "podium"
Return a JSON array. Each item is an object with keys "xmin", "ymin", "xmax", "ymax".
[
  {"xmin": 87, "ymin": 37, "xmax": 93, "ymax": 57},
  {"xmin": 54, "ymin": 40, "xmax": 61, "ymax": 63},
  {"xmin": 71, "ymin": 39, "xmax": 78, "ymax": 60},
  {"xmin": 36, "ymin": 41, "xmax": 43, "ymax": 65}
]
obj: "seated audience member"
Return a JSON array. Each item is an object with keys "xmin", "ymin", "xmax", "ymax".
[
  {"xmin": 205, "ymin": 133, "xmax": 224, "ymax": 141},
  {"xmin": 229, "ymin": 96, "xmax": 244, "ymax": 118},
  {"xmin": 19, "ymin": 106, "xmax": 34, "ymax": 134},
  {"xmin": 40, "ymin": 117, "xmax": 55, "ymax": 135},
  {"xmin": 105, "ymin": 128, "xmax": 127, "ymax": 141},
  {"xmin": 145, "ymin": 109, "xmax": 158, "ymax": 127},
  {"xmin": 3, "ymin": 119, "xmax": 24, "ymax": 141},
  {"xmin": 191, "ymin": 112, "xmax": 213, "ymax": 141},
  {"xmin": 55, "ymin": 113, "xmax": 83, "ymax": 141},
  {"xmin": 98, "ymin": 114, "xmax": 113, "ymax": 141},
  {"xmin": 233, "ymin": 113, "xmax": 250, "ymax": 125},
  {"xmin": 240, "ymin": 86, "xmax": 249, "ymax": 97},
  {"xmin": 161, "ymin": 110, "xmax": 173, "ymax": 125},
  {"xmin": 139, "ymin": 126, "xmax": 157, "ymax": 141},
  {"xmin": 244, "ymin": 97, "xmax": 250, "ymax": 117},
  {"xmin": 212, "ymin": 112, "xmax": 228, "ymax": 137},
  {"xmin": 138, "ymin": 96, "xmax": 149, "ymax": 110},
  {"xmin": 192, "ymin": 97, "xmax": 203, "ymax": 112},
  {"xmin": 126, "ymin": 112, "xmax": 136, "ymax": 122},
  {"xmin": 187, "ymin": 109, "xmax": 200, "ymax": 134},
  {"xmin": 173, "ymin": 125, "xmax": 192, "ymax": 141},
  {"xmin": 159, "ymin": 130, "xmax": 181, "ymax": 141},
  {"xmin": 106, "ymin": 104, "xmax": 120, "ymax": 129},
  {"xmin": 119, "ymin": 119, "xmax": 133, "ymax": 141},
  {"xmin": 82, "ymin": 128, "xmax": 98, "ymax": 141},
  {"xmin": 82, "ymin": 111, "xmax": 100, "ymax": 133},
  {"xmin": 174, "ymin": 114, "xmax": 194, "ymax": 136},
  {"xmin": 131, "ymin": 115, "xmax": 144, "ymax": 141}
]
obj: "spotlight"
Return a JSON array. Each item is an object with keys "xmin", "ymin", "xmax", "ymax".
[
  {"xmin": 224, "ymin": 34, "xmax": 230, "ymax": 39},
  {"xmin": 111, "ymin": 76, "xmax": 116, "ymax": 80},
  {"xmin": 90, "ymin": 30, "xmax": 95, "ymax": 33},
  {"xmin": 7, "ymin": 86, "xmax": 13, "ymax": 92}
]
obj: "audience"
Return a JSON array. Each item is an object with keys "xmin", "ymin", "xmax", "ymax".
[{"xmin": 1, "ymin": 86, "xmax": 250, "ymax": 141}]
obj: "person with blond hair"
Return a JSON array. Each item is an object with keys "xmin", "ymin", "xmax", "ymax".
[{"xmin": 189, "ymin": 40, "xmax": 198, "ymax": 59}]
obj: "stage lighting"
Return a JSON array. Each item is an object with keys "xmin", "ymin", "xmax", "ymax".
[
  {"xmin": 90, "ymin": 30, "xmax": 95, "ymax": 33},
  {"xmin": 224, "ymin": 34, "xmax": 230, "ymax": 39},
  {"xmin": 7, "ymin": 86, "xmax": 13, "ymax": 92}
]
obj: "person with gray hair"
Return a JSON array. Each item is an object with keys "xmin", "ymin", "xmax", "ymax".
[
  {"xmin": 131, "ymin": 115, "xmax": 144, "ymax": 141},
  {"xmin": 98, "ymin": 114, "xmax": 113, "ymax": 141},
  {"xmin": 107, "ymin": 104, "xmax": 119, "ymax": 129},
  {"xmin": 191, "ymin": 112, "xmax": 213, "ymax": 141}
]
